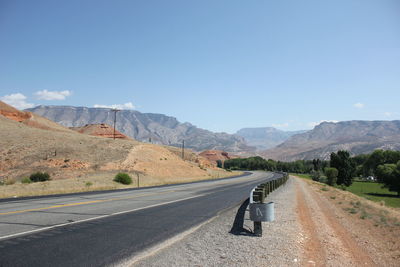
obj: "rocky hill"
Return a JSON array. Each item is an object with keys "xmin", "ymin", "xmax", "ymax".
[
  {"xmin": 28, "ymin": 105, "xmax": 253, "ymax": 152},
  {"xmin": 236, "ymin": 127, "xmax": 307, "ymax": 150},
  {"xmin": 261, "ymin": 120, "xmax": 400, "ymax": 161}
]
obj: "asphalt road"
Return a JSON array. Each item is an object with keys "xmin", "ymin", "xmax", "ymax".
[{"xmin": 0, "ymin": 171, "xmax": 281, "ymax": 267}]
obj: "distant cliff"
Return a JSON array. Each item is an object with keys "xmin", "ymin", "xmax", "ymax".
[
  {"xmin": 261, "ymin": 120, "xmax": 400, "ymax": 161},
  {"xmin": 28, "ymin": 105, "xmax": 254, "ymax": 152},
  {"xmin": 236, "ymin": 127, "xmax": 306, "ymax": 150}
]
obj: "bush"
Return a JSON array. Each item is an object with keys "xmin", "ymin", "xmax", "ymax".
[
  {"xmin": 5, "ymin": 178, "xmax": 16, "ymax": 185},
  {"xmin": 311, "ymin": 170, "xmax": 321, "ymax": 181},
  {"xmin": 114, "ymin": 173, "xmax": 132, "ymax": 185},
  {"xmin": 21, "ymin": 177, "xmax": 32, "ymax": 184},
  {"xmin": 324, "ymin": 167, "xmax": 339, "ymax": 186},
  {"xmin": 30, "ymin": 172, "xmax": 50, "ymax": 182}
]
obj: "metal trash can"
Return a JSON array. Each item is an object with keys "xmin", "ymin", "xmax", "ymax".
[{"xmin": 249, "ymin": 202, "xmax": 274, "ymax": 222}]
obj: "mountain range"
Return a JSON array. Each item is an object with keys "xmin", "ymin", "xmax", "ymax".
[
  {"xmin": 236, "ymin": 127, "xmax": 307, "ymax": 150},
  {"xmin": 26, "ymin": 106, "xmax": 400, "ymax": 160},
  {"xmin": 28, "ymin": 105, "xmax": 254, "ymax": 152},
  {"xmin": 261, "ymin": 120, "xmax": 400, "ymax": 161}
]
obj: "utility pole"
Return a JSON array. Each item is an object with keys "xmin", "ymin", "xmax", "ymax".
[
  {"xmin": 111, "ymin": 109, "xmax": 120, "ymax": 140},
  {"xmin": 182, "ymin": 140, "xmax": 185, "ymax": 160}
]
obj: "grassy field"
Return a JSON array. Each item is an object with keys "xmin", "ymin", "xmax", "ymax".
[
  {"xmin": 292, "ymin": 173, "xmax": 400, "ymax": 208},
  {"xmin": 345, "ymin": 181, "xmax": 400, "ymax": 208}
]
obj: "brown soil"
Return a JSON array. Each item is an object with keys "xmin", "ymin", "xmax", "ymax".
[
  {"xmin": 296, "ymin": 184, "xmax": 326, "ymax": 266},
  {"xmin": 295, "ymin": 176, "xmax": 400, "ymax": 266}
]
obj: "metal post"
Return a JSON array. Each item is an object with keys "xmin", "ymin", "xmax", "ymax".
[
  {"xmin": 254, "ymin": 189, "xmax": 265, "ymax": 236},
  {"xmin": 182, "ymin": 140, "xmax": 185, "ymax": 160},
  {"xmin": 111, "ymin": 109, "xmax": 120, "ymax": 140}
]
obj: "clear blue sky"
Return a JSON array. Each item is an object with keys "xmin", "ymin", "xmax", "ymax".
[{"xmin": 1, "ymin": 0, "xmax": 399, "ymax": 133}]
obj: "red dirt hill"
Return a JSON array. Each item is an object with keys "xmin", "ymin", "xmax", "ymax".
[
  {"xmin": 0, "ymin": 101, "xmax": 31, "ymax": 122},
  {"xmin": 70, "ymin": 124, "xmax": 130, "ymax": 139},
  {"xmin": 0, "ymin": 101, "xmax": 73, "ymax": 132},
  {"xmin": 199, "ymin": 150, "xmax": 238, "ymax": 166}
]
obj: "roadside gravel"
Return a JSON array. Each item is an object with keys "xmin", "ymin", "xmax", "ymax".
[{"xmin": 129, "ymin": 177, "xmax": 301, "ymax": 267}]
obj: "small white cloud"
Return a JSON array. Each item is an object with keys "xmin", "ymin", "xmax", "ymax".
[
  {"xmin": 354, "ymin": 103, "xmax": 364, "ymax": 109},
  {"xmin": 308, "ymin": 120, "xmax": 338, "ymax": 128},
  {"xmin": 272, "ymin": 122, "xmax": 289, "ymax": 128},
  {"xmin": 0, "ymin": 93, "xmax": 35, "ymax": 110},
  {"xmin": 93, "ymin": 102, "xmax": 135, "ymax": 110},
  {"xmin": 35, "ymin": 90, "xmax": 71, "ymax": 100},
  {"xmin": 384, "ymin": 112, "xmax": 392, "ymax": 117}
]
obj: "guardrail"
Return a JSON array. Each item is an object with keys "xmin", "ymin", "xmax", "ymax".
[{"xmin": 249, "ymin": 172, "xmax": 289, "ymax": 236}]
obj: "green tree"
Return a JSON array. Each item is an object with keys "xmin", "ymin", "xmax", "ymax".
[
  {"xmin": 324, "ymin": 167, "xmax": 338, "ymax": 186},
  {"xmin": 363, "ymin": 150, "xmax": 385, "ymax": 176},
  {"xmin": 330, "ymin": 150, "xmax": 355, "ymax": 186},
  {"xmin": 216, "ymin": 160, "xmax": 223, "ymax": 168},
  {"xmin": 375, "ymin": 162, "xmax": 400, "ymax": 196}
]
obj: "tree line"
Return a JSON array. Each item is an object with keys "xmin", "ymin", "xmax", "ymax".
[{"xmin": 223, "ymin": 149, "xmax": 400, "ymax": 196}]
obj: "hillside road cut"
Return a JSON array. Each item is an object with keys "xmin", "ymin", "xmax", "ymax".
[{"xmin": 0, "ymin": 171, "xmax": 280, "ymax": 267}]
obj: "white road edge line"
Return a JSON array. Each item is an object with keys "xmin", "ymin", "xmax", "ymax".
[{"xmin": 0, "ymin": 194, "xmax": 205, "ymax": 241}]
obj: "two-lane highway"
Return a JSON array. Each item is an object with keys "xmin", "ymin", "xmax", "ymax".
[{"xmin": 0, "ymin": 171, "xmax": 281, "ymax": 267}]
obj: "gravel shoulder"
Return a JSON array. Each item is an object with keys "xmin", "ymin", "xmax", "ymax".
[{"xmin": 125, "ymin": 176, "xmax": 302, "ymax": 267}]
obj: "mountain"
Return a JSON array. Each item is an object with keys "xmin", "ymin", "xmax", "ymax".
[
  {"xmin": 261, "ymin": 120, "xmax": 400, "ymax": 161},
  {"xmin": 236, "ymin": 127, "xmax": 307, "ymax": 150},
  {"xmin": 27, "ymin": 105, "xmax": 254, "ymax": 152}
]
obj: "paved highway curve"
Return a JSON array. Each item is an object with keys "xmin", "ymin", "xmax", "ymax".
[{"xmin": 0, "ymin": 171, "xmax": 281, "ymax": 267}]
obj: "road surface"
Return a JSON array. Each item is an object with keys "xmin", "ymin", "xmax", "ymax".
[{"xmin": 0, "ymin": 171, "xmax": 281, "ymax": 267}]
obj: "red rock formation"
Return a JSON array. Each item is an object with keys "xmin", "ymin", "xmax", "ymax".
[
  {"xmin": 199, "ymin": 150, "xmax": 238, "ymax": 166},
  {"xmin": 70, "ymin": 124, "xmax": 130, "ymax": 139}
]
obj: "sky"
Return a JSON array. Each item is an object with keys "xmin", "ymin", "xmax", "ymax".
[{"xmin": 0, "ymin": 0, "xmax": 399, "ymax": 133}]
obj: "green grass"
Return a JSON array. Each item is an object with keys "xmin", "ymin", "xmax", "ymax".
[
  {"xmin": 291, "ymin": 173, "xmax": 312, "ymax": 180},
  {"xmin": 344, "ymin": 181, "xmax": 400, "ymax": 208}
]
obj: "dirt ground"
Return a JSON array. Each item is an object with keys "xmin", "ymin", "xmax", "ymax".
[{"xmin": 294, "ymin": 176, "xmax": 400, "ymax": 267}]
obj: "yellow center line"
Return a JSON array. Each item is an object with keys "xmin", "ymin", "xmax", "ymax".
[{"xmin": 0, "ymin": 190, "xmax": 176, "ymax": 216}]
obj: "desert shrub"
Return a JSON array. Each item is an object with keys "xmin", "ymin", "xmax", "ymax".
[
  {"xmin": 114, "ymin": 173, "xmax": 132, "ymax": 185},
  {"xmin": 30, "ymin": 172, "xmax": 50, "ymax": 182},
  {"xmin": 5, "ymin": 178, "xmax": 16, "ymax": 185},
  {"xmin": 85, "ymin": 181, "xmax": 93, "ymax": 187},
  {"xmin": 21, "ymin": 177, "xmax": 32, "ymax": 184}
]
